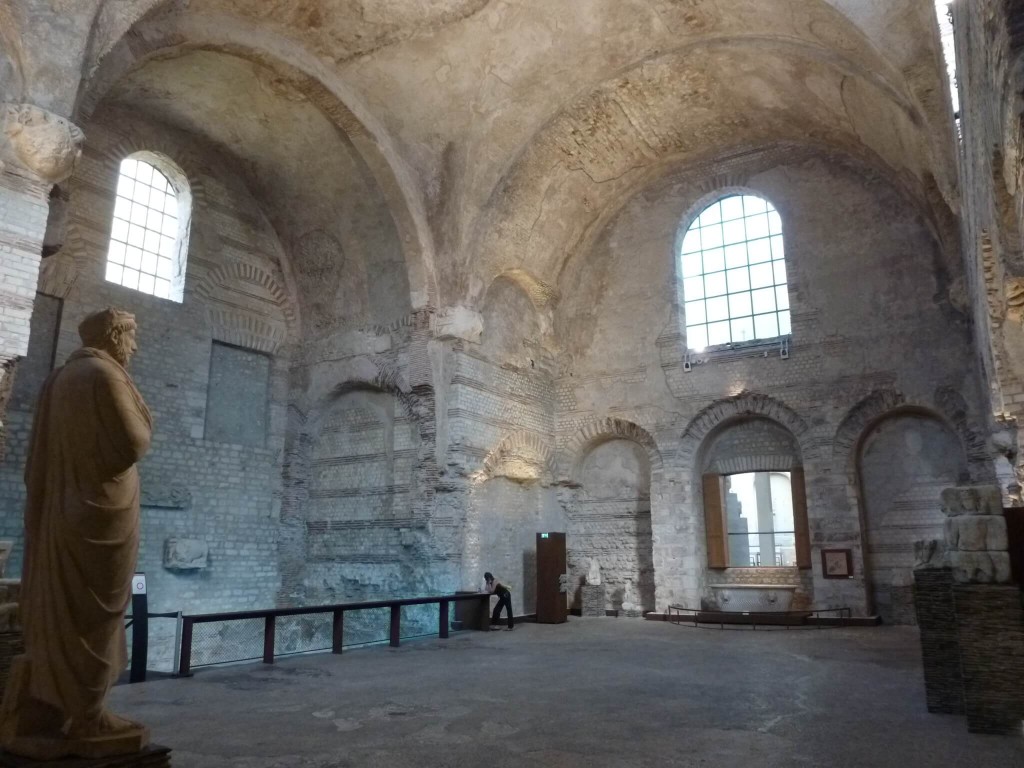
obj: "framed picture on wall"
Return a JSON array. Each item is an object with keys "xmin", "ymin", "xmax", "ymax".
[{"xmin": 821, "ymin": 548, "xmax": 853, "ymax": 579}]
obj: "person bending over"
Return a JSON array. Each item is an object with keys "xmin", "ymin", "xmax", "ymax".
[{"xmin": 484, "ymin": 572, "xmax": 514, "ymax": 630}]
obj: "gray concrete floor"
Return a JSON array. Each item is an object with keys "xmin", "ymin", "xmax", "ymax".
[{"xmin": 111, "ymin": 619, "xmax": 1024, "ymax": 768}]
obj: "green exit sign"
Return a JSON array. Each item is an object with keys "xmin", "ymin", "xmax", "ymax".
[{"xmin": 540, "ymin": 533, "xmax": 549, "ymax": 538}]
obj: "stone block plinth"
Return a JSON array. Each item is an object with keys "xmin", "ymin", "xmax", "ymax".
[
  {"xmin": 581, "ymin": 585, "xmax": 605, "ymax": 617},
  {"xmin": 0, "ymin": 744, "xmax": 171, "ymax": 767},
  {"xmin": 912, "ymin": 569, "xmax": 963, "ymax": 714}
]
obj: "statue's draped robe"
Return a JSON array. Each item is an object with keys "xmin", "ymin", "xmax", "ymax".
[{"xmin": 22, "ymin": 348, "xmax": 152, "ymax": 721}]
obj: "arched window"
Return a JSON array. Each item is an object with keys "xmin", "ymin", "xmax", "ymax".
[
  {"xmin": 105, "ymin": 154, "xmax": 190, "ymax": 302},
  {"xmin": 680, "ymin": 194, "xmax": 789, "ymax": 351}
]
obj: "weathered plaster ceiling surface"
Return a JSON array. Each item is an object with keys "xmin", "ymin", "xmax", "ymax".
[
  {"xmin": 187, "ymin": 0, "xmax": 489, "ymax": 62},
  {"xmin": 4, "ymin": 0, "xmax": 959, "ymax": 316},
  {"xmin": 334, "ymin": 0, "xmax": 949, "ymax": 266},
  {"xmin": 462, "ymin": 39, "xmax": 938, "ymax": 301}
]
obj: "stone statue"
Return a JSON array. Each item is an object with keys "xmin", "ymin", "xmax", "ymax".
[
  {"xmin": 621, "ymin": 579, "xmax": 640, "ymax": 613},
  {"xmin": 0, "ymin": 308, "xmax": 153, "ymax": 760},
  {"xmin": 586, "ymin": 557, "xmax": 602, "ymax": 586}
]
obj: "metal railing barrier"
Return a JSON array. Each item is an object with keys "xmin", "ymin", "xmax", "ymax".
[{"xmin": 177, "ymin": 593, "xmax": 491, "ymax": 676}]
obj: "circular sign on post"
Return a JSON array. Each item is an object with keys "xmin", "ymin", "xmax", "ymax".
[{"xmin": 132, "ymin": 573, "xmax": 147, "ymax": 595}]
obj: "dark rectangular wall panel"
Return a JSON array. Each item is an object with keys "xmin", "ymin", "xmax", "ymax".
[{"xmin": 204, "ymin": 341, "xmax": 270, "ymax": 447}]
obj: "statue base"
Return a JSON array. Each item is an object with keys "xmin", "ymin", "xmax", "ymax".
[
  {"xmin": 0, "ymin": 745, "xmax": 170, "ymax": 767},
  {"xmin": 581, "ymin": 585, "xmax": 605, "ymax": 617},
  {"xmin": 0, "ymin": 658, "xmax": 151, "ymax": 762}
]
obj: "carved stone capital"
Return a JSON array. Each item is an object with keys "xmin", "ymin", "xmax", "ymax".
[{"xmin": 1, "ymin": 103, "xmax": 84, "ymax": 184}]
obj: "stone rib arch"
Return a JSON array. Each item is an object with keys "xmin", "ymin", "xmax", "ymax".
[
  {"xmin": 832, "ymin": 389, "xmax": 908, "ymax": 471},
  {"xmin": 832, "ymin": 388, "xmax": 992, "ymax": 482},
  {"xmin": 194, "ymin": 261, "xmax": 297, "ymax": 354},
  {"xmin": 303, "ymin": 358, "xmax": 419, "ymax": 430},
  {"xmin": 99, "ymin": 135, "xmax": 209, "ymax": 215},
  {"xmin": 476, "ymin": 431, "xmax": 556, "ymax": 485},
  {"xmin": 560, "ymin": 417, "xmax": 664, "ymax": 486},
  {"xmin": 679, "ymin": 391, "xmax": 810, "ymax": 466},
  {"xmin": 74, "ymin": 12, "xmax": 438, "ymax": 311},
  {"xmin": 481, "ymin": 268, "xmax": 559, "ymax": 311}
]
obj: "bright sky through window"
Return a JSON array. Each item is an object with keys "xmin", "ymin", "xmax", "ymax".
[
  {"xmin": 106, "ymin": 157, "xmax": 179, "ymax": 300},
  {"xmin": 935, "ymin": 1, "xmax": 959, "ymax": 128},
  {"xmin": 681, "ymin": 195, "xmax": 790, "ymax": 352}
]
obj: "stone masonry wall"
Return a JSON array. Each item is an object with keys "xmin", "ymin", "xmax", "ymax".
[
  {"xmin": 555, "ymin": 147, "xmax": 989, "ymax": 615},
  {"xmin": 566, "ymin": 438, "xmax": 654, "ymax": 612},
  {"xmin": 954, "ymin": 0, "xmax": 1024, "ymax": 493},
  {"xmin": 451, "ymin": 344, "xmax": 560, "ymax": 616},
  {"xmin": 859, "ymin": 413, "xmax": 969, "ymax": 623},
  {"xmin": 0, "ymin": 171, "xmax": 50, "ymax": 450},
  {"xmin": 0, "ymin": 110, "xmax": 293, "ymax": 669}
]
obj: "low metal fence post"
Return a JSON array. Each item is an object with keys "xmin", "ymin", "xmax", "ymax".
[
  {"xmin": 332, "ymin": 610, "xmax": 345, "ymax": 654},
  {"xmin": 389, "ymin": 605, "xmax": 401, "ymax": 647},
  {"xmin": 439, "ymin": 600, "xmax": 449, "ymax": 639},
  {"xmin": 178, "ymin": 617, "xmax": 193, "ymax": 676},
  {"xmin": 263, "ymin": 615, "xmax": 275, "ymax": 664},
  {"xmin": 172, "ymin": 611, "xmax": 183, "ymax": 673}
]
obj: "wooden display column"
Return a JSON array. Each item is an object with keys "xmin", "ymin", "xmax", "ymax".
[{"xmin": 536, "ymin": 532, "xmax": 567, "ymax": 624}]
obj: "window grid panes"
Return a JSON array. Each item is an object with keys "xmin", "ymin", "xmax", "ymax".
[
  {"xmin": 105, "ymin": 157, "xmax": 178, "ymax": 300},
  {"xmin": 725, "ymin": 472, "xmax": 796, "ymax": 568},
  {"xmin": 682, "ymin": 195, "xmax": 790, "ymax": 351}
]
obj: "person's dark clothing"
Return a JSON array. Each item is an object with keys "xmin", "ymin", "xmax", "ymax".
[{"xmin": 491, "ymin": 584, "xmax": 514, "ymax": 629}]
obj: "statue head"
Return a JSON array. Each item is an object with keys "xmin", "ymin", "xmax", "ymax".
[{"xmin": 78, "ymin": 308, "xmax": 138, "ymax": 366}]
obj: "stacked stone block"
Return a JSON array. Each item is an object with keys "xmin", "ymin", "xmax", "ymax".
[{"xmin": 943, "ymin": 486, "xmax": 1011, "ymax": 584}]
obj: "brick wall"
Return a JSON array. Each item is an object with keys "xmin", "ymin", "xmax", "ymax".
[{"xmin": 566, "ymin": 438, "xmax": 653, "ymax": 612}]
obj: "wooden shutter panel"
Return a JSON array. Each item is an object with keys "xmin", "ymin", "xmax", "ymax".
[
  {"xmin": 791, "ymin": 466, "xmax": 812, "ymax": 569},
  {"xmin": 703, "ymin": 473, "xmax": 728, "ymax": 569}
]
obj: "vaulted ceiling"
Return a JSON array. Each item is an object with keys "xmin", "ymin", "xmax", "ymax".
[{"xmin": 3, "ymin": 0, "xmax": 959, "ymax": 313}]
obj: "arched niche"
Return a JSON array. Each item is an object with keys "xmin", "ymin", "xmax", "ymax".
[
  {"xmin": 479, "ymin": 275, "xmax": 542, "ymax": 369},
  {"xmin": 569, "ymin": 438, "xmax": 654, "ymax": 613},
  {"xmin": 856, "ymin": 410, "xmax": 968, "ymax": 624},
  {"xmin": 307, "ymin": 389, "xmax": 418, "ymax": 528},
  {"xmin": 465, "ymin": 476, "xmax": 564, "ymax": 617}
]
